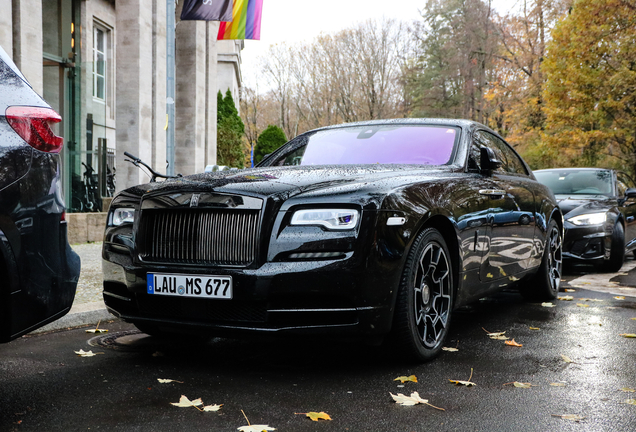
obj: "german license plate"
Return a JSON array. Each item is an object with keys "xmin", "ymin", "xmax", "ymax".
[{"xmin": 147, "ymin": 273, "xmax": 232, "ymax": 299}]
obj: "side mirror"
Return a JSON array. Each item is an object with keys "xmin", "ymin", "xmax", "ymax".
[
  {"xmin": 480, "ymin": 147, "xmax": 502, "ymax": 172},
  {"xmin": 625, "ymin": 188, "xmax": 636, "ymax": 199}
]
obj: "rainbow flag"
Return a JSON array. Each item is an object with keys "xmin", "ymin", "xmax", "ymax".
[{"xmin": 217, "ymin": 0, "xmax": 262, "ymax": 40}]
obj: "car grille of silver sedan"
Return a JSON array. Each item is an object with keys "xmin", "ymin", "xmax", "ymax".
[{"xmin": 138, "ymin": 208, "xmax": 260, "ymax": 266}]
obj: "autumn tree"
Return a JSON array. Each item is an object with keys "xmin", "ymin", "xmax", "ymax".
[
  {"xmin": 217, "ymin": 90, "xmax": 245, "ymax": 168},
  {"xmin": 254, "ymin": 125, "xmax": 287, "ymax": 164},
  {"xmin": 541, "ymin": 0, "xmax": 636, "ymax": 172}
]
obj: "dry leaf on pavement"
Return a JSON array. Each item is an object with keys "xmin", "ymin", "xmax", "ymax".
[
  {"xmin": 442, "ymin": 347, "xmax": 459, "ymax": 352},
  {"xmin": 390, "ymin": 392, "xmax": 445, "ymax": 410},
  {"xmin": 565, "ymin": 289, "xmax": 576, "ymax": 292},
  {"xmin": 576, "ymin": 303, "xmax": 590, "ymax": 308},
  {"xmin": 171, "ymin": 395, "xmax": 203, "ymax": 408},
  {"xmin": 620, "ymin": 333, "xmax": 636, "ymax": 338},
  {"xmin": 550, "ymin": 383, "xmax": 567, "ymax": 387},
  {"xmin": 621, "ymin": 399, "xmax": 636, "ymax": 405},
  {"xmin": 74, "ymin": 349, "xmax": 103, "ymax": 357},
  {"xmin": 238, "ymin": 425, "xmax": 276, "ymax": 431},
  {"xmin": 541, "ymin": 302, "xmax": 556, "ymax": 307},
  {"xmin": 394, "ymin": 375, "xmax": 417, "ymax": 383},
  {"xmin": 449, "ymin": 368, "xmax": 476, "ymax": 387},
  {"xmin": 529, "ymin": 327, "xmax": 541, "ymax": 330},
  {"xmin": 85, "ymin": 320, "xmax": 108, "ymax": 333},
  {"xmin": 157, "ymin": 379, "xmax": 183, "ymax": 384},
  {"xmin": 552, "ymin": 414, "xmax": 585, "ymax": 422},
  {"xmin": 558, "ymin": 296, "xmax": 574, "ymax": 301},
  {"xmin": 295, "ymin": 412, "xmax": 332, "ymax": 421},
  {"xmin": 507, "ymin": 382, "xmax": 534, "ymax": 388},
  {"xmin": 561, "ymin": 355, "xmax": 573, "ymax": 363},
  {"xmin": 614, "ymin": 296, "xmax": 626, "ymax": 300},
  {"xmin": 203, "ymin": 404, "xmax": 222, "ymax": 412},
  {"xmin": 620, "ymin": 387, "xmax": 635, "ymax": 392},
  {"xmin": 505, "ymin": 339, "xmax": 523, "ymax": 347}
]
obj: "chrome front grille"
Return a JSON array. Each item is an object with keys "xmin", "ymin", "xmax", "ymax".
[{"xmin": 138, "ymin": 208, "xmax": 260, "ymax": 266}]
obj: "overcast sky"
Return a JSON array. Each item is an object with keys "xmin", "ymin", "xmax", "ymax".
[{"xmin": 240, "ymin": 0, "xmax": 517, "ymax": 88}]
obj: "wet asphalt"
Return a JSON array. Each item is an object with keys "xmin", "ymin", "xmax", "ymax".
[{"xmin": 2, "ymin": 256, "xmax": 636, "ymax": 431}]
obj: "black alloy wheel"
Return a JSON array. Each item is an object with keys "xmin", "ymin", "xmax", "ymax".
[
  {"xmin": 392, "ymin": 228, "xmax": 453, "ymax": 362},
  {"xmin": 603, "ymin": 222, "xmax": 625, "ymax": 273},
  {"xmin": 520, "ymin": 219, "xmax": 562, "ymax": 301}
]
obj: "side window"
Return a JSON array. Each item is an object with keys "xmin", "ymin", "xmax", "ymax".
[{"xmin": 474, "ymin": 131, "xmax": 528, "ymax": 175}]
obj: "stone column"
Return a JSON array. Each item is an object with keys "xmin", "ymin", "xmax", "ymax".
[
  {"xmin": 152, "ymin": 0, "xmax": 167, "ymax": 171},
  {"xmin": 0, "ymin": 0, "xmax": 12, "ymax": 53},
  {"xmin": 205, "ymin": 21, "xmax": 219, "ymax": 167},
  {"xmin": 12, "ymin": 0, "xmax": 43, "ymax": 94},
  {"xmin": 115, "ymin": 0, "xmax": 154, "ymax": 189},
  {"xmin": 175, "ymin": 15, "xmax": 207, "ymax": 175}
]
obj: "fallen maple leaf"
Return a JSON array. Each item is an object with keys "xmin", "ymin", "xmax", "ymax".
[
  {"xmin": 85, "ymin": 320, "xmax": 108, "ymax": 333},
  {"xmin": 171, "ymin": 395, "xmax": 203, "ymax": 408},
  {"xmin": 203, "ymin": 404, "xmax": 222, "ymax": 412},
  {"xmin": 442, "ymin": 347, "xmax": 459, "ymax": 352},
  {"xmin": 552, "ymin": 414, "xmax": 585, "ymax": 422},
  {"xmin": 620, "ymin": 333, "xmax": 636, "ymax": 338},
  {"xmin": 550, "ymin": 383, "xmax": 567, "ymax": 387},
  {"xmin": 565, "ymin": 289, "xmax": 576, "ymax": 292},
  {"xmin": 576, "ymin": 303, "xmax": 590, "ymax": 308},
  {"xmin": 510, "ymin": 382, "xmax": 533, "ymax": 388},
  {"xmin": 157, "ymin": 379, "xmax": 183, "ymax": 384},
  {"xmin": 614, "ymin": 296, "xmax": 626, "ymax": 300},
  {"xmin": 237, "ymin": 425, "xmax": 276, "ymax": 431},
  {"xmin": 295, "ymin": 412, "xmax": 332, "ymax": 421},
  {"xmin": 620, "ymin": 387, "xmax": 636, "ymax": 392},
  {"xmin": 74, "ymin": 349, "xmax": 103, "ymax": 357},
  {"xmin": 541, "ymin": 302, "xmax": 556, "ymax": 308},
  {"xmin": 558, "ymin": 296, "xmax": 574, "ymax": 301},
  {"xmin": 621, "ymin": 399, "xmax": 636, "ymax": 405},
  {"xmin": 449, "ymin": 368, "xmax": 476, "ymax": 387},
  {"xmin": 394, "ymin": 375, "xmax": 417, "ymax": 383},
  {"xmin": 561, "ymin": 355, "xmax": 573, "ymax": 363},
  {"xmin": 630, "ymin": 318, "xmax": 636, "ymax": 321},
  {"xmin": 490, "ymin": 335, "xmax": 509, "ymax": 340},
  {"xmin": 529, "ymin": 327, "xmax": 541, "ymax": 330},
  {"xmin": 390, "ymin": 392, "xmax": 445, "ymax": 410},
  {"xmin": 483, "ymin": 328, "xmax": 506, "ymax": 337},
  {"xmin": 505, "ymin": 339, "xmax": 523, "ymax": 347}
]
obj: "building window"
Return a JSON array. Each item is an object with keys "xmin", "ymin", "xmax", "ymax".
[{"xmin": 93, "ymin": 27, "xmax": 106, "ymax": 100}]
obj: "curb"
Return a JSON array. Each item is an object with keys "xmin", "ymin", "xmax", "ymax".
[{"xmin": 32, "ymin": 302, "xmax": 117, "ymax": 334}]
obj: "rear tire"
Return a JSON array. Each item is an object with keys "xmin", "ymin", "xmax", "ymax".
[
  {"xmin": 391, "ymin": 228, "xmax": 453, "ymax": 362},
  {"xmin": 520, "ymin": 219, "xmax": 562, "ymax": 301},
  {"xmin": 603, "ymin": 222, "xmax": 625, "ymax": 272}
]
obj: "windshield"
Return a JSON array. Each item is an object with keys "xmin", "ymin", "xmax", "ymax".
[
  {"xmin": 535, "ymin": 169, "xmax": 614, "ymax": 196},
  {"xmin": 267, "ymin": 125, "xmax": 458, "ymax": 166}
]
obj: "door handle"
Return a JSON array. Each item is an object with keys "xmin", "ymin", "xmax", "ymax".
[{"xmin": 479, "ymin": 189, "xmax": 506, "ymax": 198}]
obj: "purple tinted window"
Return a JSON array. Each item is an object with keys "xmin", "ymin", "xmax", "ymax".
[{"xmin": 276, "ymin": 125, "xmax": 458, "ymax": 166}]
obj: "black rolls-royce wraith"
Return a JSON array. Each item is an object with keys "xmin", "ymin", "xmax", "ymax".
[{"xmin": 103, "ymin": 119, "xmax": 563, "ymax": 361}]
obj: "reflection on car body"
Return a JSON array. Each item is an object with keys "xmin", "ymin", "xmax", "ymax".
[
  {"xmin": 103, "ymin": 119, "xmax": 563, "ymax": 362},
  {"xmin": 534, "ymin": 168, "xmax": 636, "ymax": 271}
]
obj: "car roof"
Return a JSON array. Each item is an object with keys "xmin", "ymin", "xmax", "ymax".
[{"xmin": 305, "ymin": 118, "xmax": 482, "ymax": 133}]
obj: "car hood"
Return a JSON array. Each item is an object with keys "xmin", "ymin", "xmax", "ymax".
[
  {"xmin": 138, "ymin": 165, "xmax": 455, "ymax": 202},
  {"xmin": 555, "ymin": 194, "xmax": 617, "ymax": 217}
]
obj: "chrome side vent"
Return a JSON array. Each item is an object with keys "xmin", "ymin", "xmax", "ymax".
[{"xmin": 138, "ymin": 209, "xmax": 260, "ymax": 266}]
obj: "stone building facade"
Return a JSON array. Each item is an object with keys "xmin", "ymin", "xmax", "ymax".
[{"xmin": 1, "ymin": 0, "xmax": 243, "ymax": 211}]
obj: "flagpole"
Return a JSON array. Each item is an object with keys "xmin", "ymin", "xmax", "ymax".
[{"xmin": 166, "ymin": 0, "xmax": 176, "ymax": 176}]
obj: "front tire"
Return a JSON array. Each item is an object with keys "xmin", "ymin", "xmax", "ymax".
[
  {"xmin": 392, "ymin": 228, "xmax": 453, "ymax": 362},
  {"xmin": 520, "ymin": 219, "xmax": 562, "ymax": 301},
  {"xmin": 603, "ymin": 222, "xmax": 625, "ymax": 272}
]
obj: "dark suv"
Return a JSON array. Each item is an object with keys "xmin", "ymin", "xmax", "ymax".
[{"xmin": 0, "ymin": 45, "xmax": 80, "ymax": 342}]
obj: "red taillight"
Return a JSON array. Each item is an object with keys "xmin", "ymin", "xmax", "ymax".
[{"xmin": 5, "ymin": 106, "xmax": 63, "ymax": 153}]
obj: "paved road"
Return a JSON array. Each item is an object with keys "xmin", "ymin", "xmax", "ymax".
[{"xmin": 3, "ymin": 275, "xmax": 636, "ymax": 430}]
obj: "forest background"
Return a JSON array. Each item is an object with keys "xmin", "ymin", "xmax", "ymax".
[{"xmin": 234, "ymin": 0, "xmax": 636, "ymax": 174}]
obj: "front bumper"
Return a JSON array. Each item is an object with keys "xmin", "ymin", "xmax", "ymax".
[
  {"xmin": 102, "ymin": 243, "xmax": 403, "ymax": 337},
  {"xmin": 562, "ymin": 222, "xmax": 611, "ymax": 261}
]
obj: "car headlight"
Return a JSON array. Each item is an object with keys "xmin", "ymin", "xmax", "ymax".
[
  {"xmin": 109, "ymin": 208, "xmax": 136, "ymax": 226},
  {"xmin": 567, "ymin": 212, "xmax": 607, "ymax": 226},
  {"xmin": 290, "ymin": 209, "xmax": 359, "ymax": 230}
]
